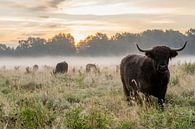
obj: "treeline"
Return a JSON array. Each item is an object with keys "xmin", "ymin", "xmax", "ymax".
[{"xmin": 0, "ymin": 29, "xmax": 195, "ymax": 57}]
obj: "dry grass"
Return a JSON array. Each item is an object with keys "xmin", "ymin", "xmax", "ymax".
[{"xmin": 0, "ymin": 64, "xmax": 194, "ymax": 129}]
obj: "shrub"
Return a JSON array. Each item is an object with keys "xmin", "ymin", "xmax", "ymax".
[
  {"xmin": 14, "ymin": 98, "xmax": 55, "ymax": 129},
  {"xmin": 64, "ymin": 107, "xmax": 112, "ymax": 129},
  {"xmin": 65, "ymin": 107, "xmax": 88, "ymax": 129},
  {"xmin": 15, "ymin": 106, "xmax": 52, "ymax": 129},
  {"xmin": 140, "ymin": 107, "xmax": 195, "ymax": 129},
  {"xmin": 87, "ymin": 109, "xmax": 110, "ymax": 129}
]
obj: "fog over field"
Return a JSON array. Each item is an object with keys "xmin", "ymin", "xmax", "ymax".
[
  {"xmin": 1, "ymin": 55, "xmax": 195, "ymax": 69},
  {"xmin": 0, "ymin": 56, "xmax": 122, "ymax": 68}
]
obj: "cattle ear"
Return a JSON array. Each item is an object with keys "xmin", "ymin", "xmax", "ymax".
[
  {"xmin": 170, "ymin": 50, "xmax": 178, "ymax": 58},
  {"xmin": 145, "ymin": 51, "xmax": 154, "ymax": 59}
]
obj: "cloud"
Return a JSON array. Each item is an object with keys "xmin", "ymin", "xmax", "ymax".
[
  {"xmin": 28, "ymin": 5, "xmax": 49, "ymax": 12},
  {"xmin": 62, "ymin": 2, "xmax": 175, "ymax": 15},
  {"xmin": 0, "ymin": 0, "xmax": 194, "ymax": 44},
  {"xmin": 39, "ymin": 15, "xmax": 50, "ymax": 18},
  {"xmin": 21, "ymin": 32, "xmax": 46, "ymax": 37},
  {"xmin": 0, "ymin": 0, "xmax": 66, "ymax": 13},
  {"xmin": 47, "ymin": 0, "xmax": 66, "ymax": 8}
]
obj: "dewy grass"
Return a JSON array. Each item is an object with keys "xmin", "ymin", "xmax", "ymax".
[{"xmin": 0, "ymin": 64, "xmax": 194, "ymax": 129}]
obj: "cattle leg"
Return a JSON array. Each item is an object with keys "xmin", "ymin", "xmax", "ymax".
[
  {"xmin": 123, "ymin": 86, "xmax": 130, "ymax": 101},
  {"xmin": 158, "ymin": 98, "xmax": 165, "ymax": 111},
  {"xmin": 134, "ymin": 92, "xmax": 143, "ymax": 106},
  {"xmin": 144, "ymin": 94, "xmax": 151, "ymax": 106},
  {"xmin": 121, "ymin": 76, "xmax": 130, "ymax": 101}
]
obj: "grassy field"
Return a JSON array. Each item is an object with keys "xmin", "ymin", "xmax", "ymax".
[{"xmin": 0, "ymin": 63, "xmax": 194, "ymax": 129}]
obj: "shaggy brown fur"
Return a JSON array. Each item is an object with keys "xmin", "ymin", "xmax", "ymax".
[
  {"xmin": 120, "ymin": 43, "xmax": 187, "ymax": 110},
  {"xmin": 54, "ymin": 61, "xmax": 68, "ymax": 74}
]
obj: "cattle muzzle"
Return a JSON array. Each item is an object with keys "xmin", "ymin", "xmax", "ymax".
[{"xmin": 157, "ymin": 64, "xmax": 168, "ymax": 73}]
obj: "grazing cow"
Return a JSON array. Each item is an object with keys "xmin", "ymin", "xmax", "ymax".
[
  {"xmin": 33, "ymin": 64, "xmax": 39, "ymax": 72},
  {"xmin": 43, "ymin": 65, "xmax": 52, "ymax": 70},
  {"xmin": 72, "ymin": 67, "xmax": 76, "ymax": 73},
  {"xmin": 116, "ymin": 65, "xmax": 120, "ymax": 74},
  {"xmin": 25, "ymin": 66, "xmax": 31, "ymax": 74},
  {"xmin": 86, "ymin": 64, "xmax": 100, "ymax": 74},
  {"xmin": 14, "ymin": 66, "xmax": 20, "ymax": 71},
  {"xmin": 120, "ymin": 42, "xmax": 187, "ymax": 110},
  {"xmin": 53, "ymin": 61, "xmax": 68, "ymax": 74}
]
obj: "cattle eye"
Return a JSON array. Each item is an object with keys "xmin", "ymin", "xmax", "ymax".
[{"xmin": 145, "ymin": 51, "xmax": 154, "ymax": 59}]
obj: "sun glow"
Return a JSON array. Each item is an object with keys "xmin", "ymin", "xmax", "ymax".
[{"xmin": 71, "ymin": 32, "xmax": 88, "ymax": 45}]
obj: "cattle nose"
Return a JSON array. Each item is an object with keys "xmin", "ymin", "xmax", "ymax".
[
  {"xmin": 160, "ymin": 64, "xmax": 166, "ymax": 68},
  {"xmin": 159, "ymin": 64, "xmax": 168, "ymax": 71}
]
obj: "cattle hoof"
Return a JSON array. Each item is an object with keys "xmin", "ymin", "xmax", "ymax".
[{"xmin": 127, "ymin": 101, "xmax": 134, "ymax": 106}]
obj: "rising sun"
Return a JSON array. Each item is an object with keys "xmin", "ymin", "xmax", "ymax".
[{"xmin": 71, "ymin": 32, "xmax": 88, "ymax": 45}]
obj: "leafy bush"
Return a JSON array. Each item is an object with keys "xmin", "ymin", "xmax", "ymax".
[
  {"xmin": 140, "ymin": 107, "xmax": 195, "ymax": 129},
  {"xmin": 14, "ymin": 97, "xmax": 55, "ymax": 129},
  {"xmin": 87, "ymin": 109, "xmax": 110, "ymax": 129},
  {"xmin": 64, "ymin": 107, "xmax": 112, "ymax": 129},
  {"xmin": 65, "ymin": 107, "xmax": 88, "ymax": 129},
  {"xmin": 15, "ymin": 106, "xmax": 53, "ymax": 129}
]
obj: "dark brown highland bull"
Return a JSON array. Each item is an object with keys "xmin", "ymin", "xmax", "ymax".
[
  {"xmin": 53, "ymin": 61, "xmax": 68, "ymax": 74},
  {"xmin": 120, "ymin": 42, "xmax": 187, "ymax": 110}
]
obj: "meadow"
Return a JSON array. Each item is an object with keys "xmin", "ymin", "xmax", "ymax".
[{"xmin": 0, "ymin": 63, "xmax": 194, "ymax": 129}]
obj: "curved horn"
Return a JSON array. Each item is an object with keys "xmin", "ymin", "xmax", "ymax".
[
  {"xmin": 136, "ymin": 44, "xmax": 151, "ymax": 52},
  {"xmin": 171, "ymin": 41, "xmax": 188, "ymax": 51}
]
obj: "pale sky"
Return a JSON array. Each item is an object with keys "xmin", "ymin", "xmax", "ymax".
[{"xmin": 0, "ymin": 0, "xmax": 195, "ymax": 45}]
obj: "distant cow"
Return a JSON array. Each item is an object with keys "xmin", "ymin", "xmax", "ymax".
[
  {"xmin": 72, "ymin": 67, "xmax": 76, "ymax": 73},
  {"xmin": 14, "ymin": 66, "xmax": 20, "ymax": 71},
  {"xmin": 86, "ymin": 64, "xmax": 99, "ymax": 73},
  {"xmin": 53, "ymin": 61, "xmax": 68, "ymax": 74},
  {"xmin": 116, "ymin": 65, "xmax": 120, "ymax": 74},
  {"xmin": 25, "ymin": 66, "xmax": 31, "ymax": 74},
  {"xmin": 43, "ymin": 65, "xmax": 52, "ymax": 70},
  {"xmin": 33, "ymin": 64, "xmax": 39, "ymax": 72},
  {"xmin": 120, "ymin": 42, "xmax": 187, "ymax": 110}
]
